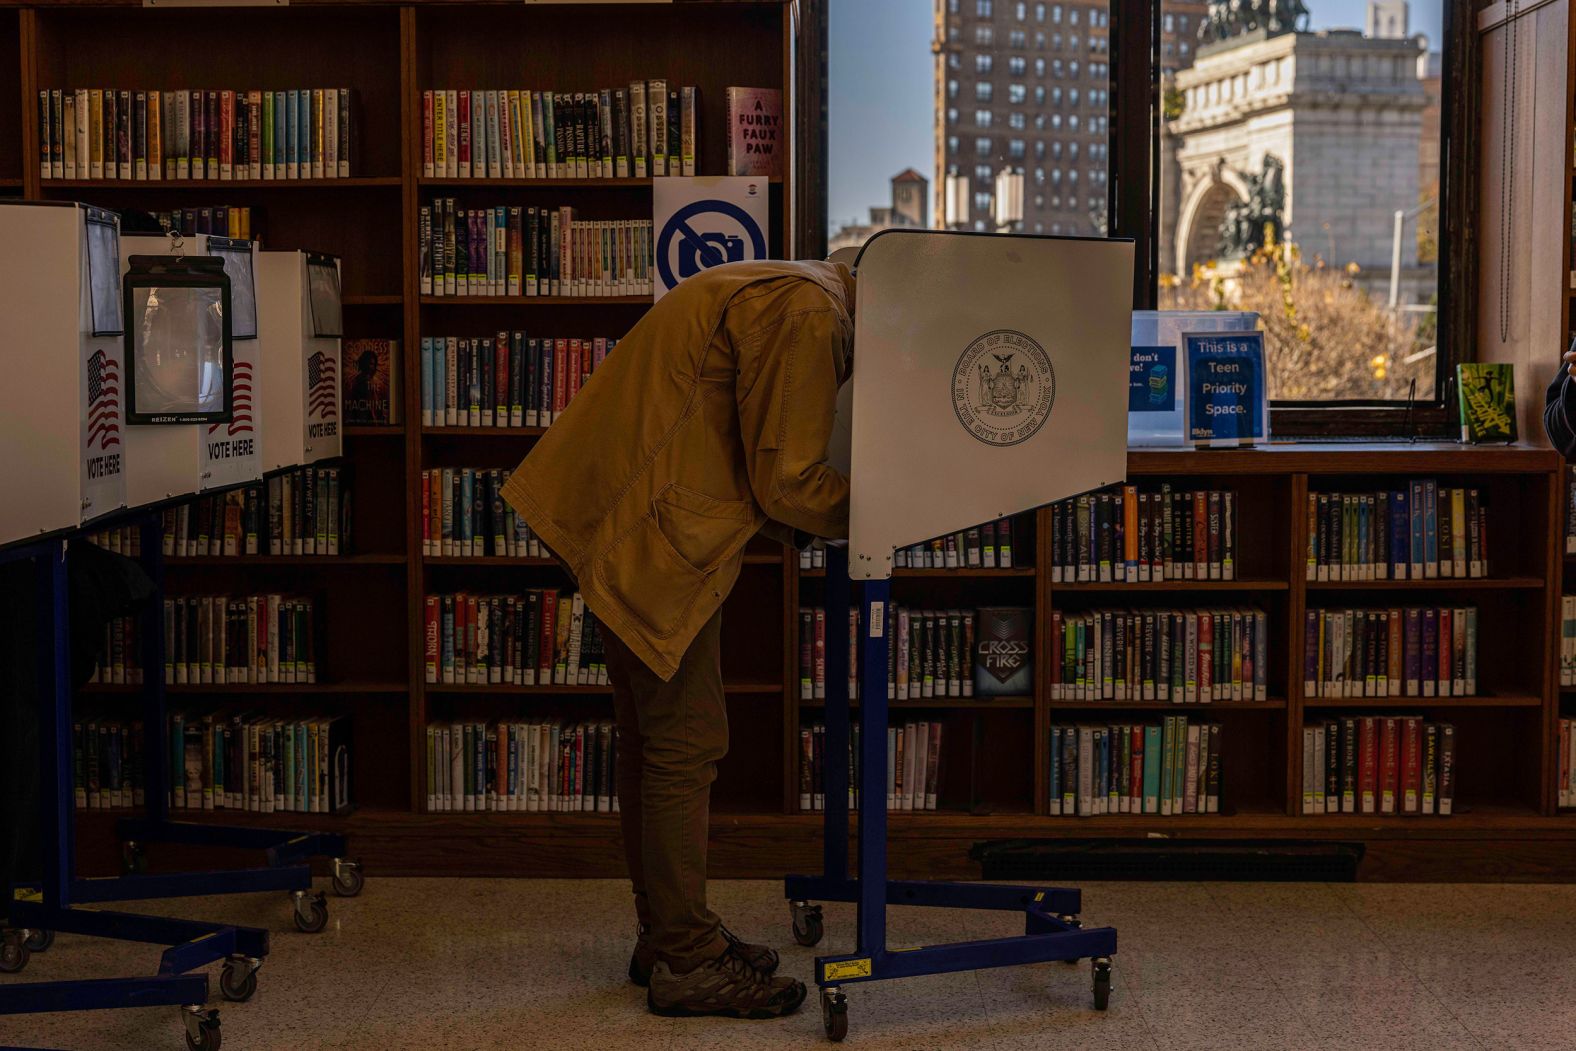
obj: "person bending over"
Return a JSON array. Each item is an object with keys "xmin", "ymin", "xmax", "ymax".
[
  {"xmin": 502, "ymin": 260, "xmax": 854, "ymax": 1020},
  {"xmin": 1547, "ymin": 338, "xmax": 1576, "ymax": 459}
]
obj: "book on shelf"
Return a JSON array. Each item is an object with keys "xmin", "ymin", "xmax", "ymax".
[
  {"xmin": 422, "ymin": 466, "xmax": 543, "ymax": 558},
  {"xmin": 798, "ymin": 719, "xmax": 943, "ymax": 812},
  {"xmin": 162, "ymin": 594, "xmax": 317, "ymax": 685},
  {"xmin": 1306, "ymin": 481, "xmax": 1487, "ymax": 581},
  {"xmin": 421, "ymin": 83, "xmax": 698, "ymax": 180},
  {"xmin": 87, "ymin": 614, "xmax": 143, "ymax": 685},
  {"xmin": 425, "ymin": 720, "xmax": 616, "ymax": 814},
  {"xmin": 420, "ymin": 332, "xmax": 618, "ymax": 428},
  {"xmin": 725, "ymin": 87, "xmax": 782, "ymax": 177},
  {"xmin": 160, "ymin": 467, "xmax": 351, "ymax": 558},
  {"xmin": 1049, "ymin": 606, "xmax": 1267, "ymax": 703},
  {"xmin": 419, "ymin": 199, "xmax": 651, "ymax": 298},
  {"xmin": 1303, "ymin": 605, "xmax": 1477, "ymax": 698},
  {"xmin": 799, "ymin": 521, "xmax": 1017, "ymax": 572},
  {"xmin": 1050, "ymin": 484, "xmax": 1235, "ymax": 583},
  {"xmin": 801, "ymin": 605, "xmax": 981, "ymax": 701},
  {"xmin": 147, "ymin": 207, "xmax": 256, "ymax": 241},
  {"xmin": 975, "ymin": 606, "xmax": 1032, "ymax": 697},
  {"xmin": 166, "ymin": 711, "xmax": 350, "ymax": 814},
  {"xmin": 1558, "ymin": 717, "xmax": 1576, "ymax": 807},
  {"xmin": 1565, "ymin": 467, "xmax": 1576, "ymax": 555},
  {"xmin": 1455, "ymin": 362, "xmax": 1517, "ymax": 443},
  {"xmin": 1301, "ymin": 716, "xmax": 1455, "ymax": 816},
  {"xmin": 71, "ymin": 720, "xmax": 143, "ymax": 810},
  {"xmin": 85, "ymin": 525, "xmax": 143, "ymax": 558},
  {"xmin": 1562, "ymin": 596, "xmax": 1576, "ymax": 687},
  {"xmin": 1048, "ymin": 717, "xmax": 1220, "ymax": 817},
  {"xmin": 343, "ymin": 338, "xmax": 401, "ymax": 425},
  {"xmin": 424, "ymin": 589, "xmax": 606, "ymax": 687},
  {"xmin": 39, "ymin": 87, "xmax": 356, "ymax": 181}
]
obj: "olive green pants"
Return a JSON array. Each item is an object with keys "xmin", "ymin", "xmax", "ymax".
[{"xmin": 605, "ymin": 610, "xmax": 730, "ymax": 971}]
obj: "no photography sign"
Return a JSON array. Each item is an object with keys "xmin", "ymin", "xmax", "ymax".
[{"xmin": 652, "ymin": 177, "xmax": 769, "ymax": 300}]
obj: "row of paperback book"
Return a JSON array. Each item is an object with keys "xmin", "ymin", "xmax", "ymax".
[
  {"xmin": 425, "ymin": 720, "xmax": 617, "ymax": 813},
  {"xmin": 1304, "ymin": 606, "xmax": 1478, "ymax": 698},
  {"xmin": 39, "ymin": 87, "xmax": 356, "ymax": 181},
  {"xmin": 71, "ymin": 721, "xmax": 142, "ymax": 809},
  {"xmin": 419, "ymin": 200, "xmax": 651, "ymax": 298},
  {"xmin": 1049, "ymin": 718, "xmax": 1222, "ymax": 816},
  {"xmin": 88, "ymin": 615, "xmax": 143, "ymax": 684},
  {"xmin": 1565, "ymin": 466, "xmax": 1576, "ymax": 553},
  {"xmin": 1050, "ymin": 486, "xmax": 1237, "ymax": 583},
  {"xmin": 418, "ymin": 332, "xmax": 617, "ymax": 428},
  {"xmin": 806, "ymin": 607, "xmax": 1033, "ymax": 700},
  {"xmin": 1305, "ymin": 482, "xmax": 1488, "ymax": 580},
  {"xmin": 86, "ymin": 525, "xmax": 142, "ymax": 558},
  {"xmin": 160, "ymin": 468, "xmax": 352, "ymax": 558},
  {"xmin": 168, "ymin": 711, "xmax": 350, "ymax": 814},
  {"xmin": 798, "ymin": 721, "xmax": 945, "ymax": 812},
  {"xmin": 163, "ymin": 595, "xmax": 317, "ymax": 685},
  {"xmin": 1048, "ymin": 607, "xmax": 1269, "ymax": 703},
  {"xmin": 421, "ymin": 82, "xmax": 700, "ymax": 180},
  {"xmin": 151, "ymin": 206, "xmax": 256, "ymax": 240},
  {"xmin": 422, "ymin": 590, "xmax": 606, "ymax": 687},
  {"xmin": 801, "ymin": 607, "xmax": 975, "ymax": 701},
  {"xmin": 1300, "ymin": 716, "xmax": 1456, "ymax": 815},
  {"xmin": 422, "ymin": 467, "xmax": 540, "ymax": 559},
  {"xmin": 1556, "ymin": 718, "xmax": 1576, "ymax": 806},
  {"xmin": 1560, "ymin": 596, "xmax": 1576, "ymax": 687},
  {"xmin": 72, "ymin": 713, "xmax": 352, "ymax": 815},
  {"xmin": 798, "ymin": 523, "xmax": 1019, "ymax": 572}
]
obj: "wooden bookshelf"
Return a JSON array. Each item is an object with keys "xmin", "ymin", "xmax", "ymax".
[{"xmin": 15, "ymin": 5, "xmax": 1576, "ymax": 881}]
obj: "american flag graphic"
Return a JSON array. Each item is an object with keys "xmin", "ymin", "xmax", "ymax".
[
  {"xmin": 209, "ymin": 360, "xmax": 254, "ymax": 437},
  {"xmin": 86, "ymin": 350, "xmax": 121, "ymax": 450},
  {"xmin": 307, "ymin": 351, "xmax": 337, "ymax": 421}
]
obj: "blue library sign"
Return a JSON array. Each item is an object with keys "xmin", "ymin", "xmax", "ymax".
[{"xmin": 1184, "ymin": 331, "xmax": 1266, "ymax": 447}]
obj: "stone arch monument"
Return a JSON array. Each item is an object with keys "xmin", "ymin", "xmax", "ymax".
[{"xmin": 1164, "ymin": 25, "xmax": 1429, "ymax": 284}]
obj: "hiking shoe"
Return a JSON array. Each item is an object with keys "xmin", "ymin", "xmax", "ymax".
[
  {"xmin": 646, "ymin": 944, "xmax": 806, "ymax": 1019},
  {"xmin": 628, "ymin": 924, "xmax": 781, "ymax": 987}
]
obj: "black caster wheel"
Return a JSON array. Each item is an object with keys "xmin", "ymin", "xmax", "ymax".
[
  {"xmin": 330, "ymin": 859, "xmax": 364, "ymax": 898},
  {"xmin": 121, "ymin": 841, "xmax": 147, "ymax": 876},
  {"xmin": 183, "ymin": 1007, "xmax": 222, "ymax": 1051},
  {"xmin": 1091, "ymin": 957, "xmax": 1112, "ymax": 1012},
  {"xmin": 23, "ymin": 928, "xmax": 54, "ymax": 953},
  {"xmin": 291, "ymin": 891, "xmax": 328, "ymax": 934},
  {"xmin": 218, "ymin": 957, "xmax": 259, "ymax": 1003},
  {"xmin": 0, "ymin": 934, "xmax": 30, "ymax": 974},
  {"xmin": 820, "ymin": 988, "xmax": 848, "ymax": 1042},
  {"xmin": 790, "ymin": 901, "xmax": 824, "ymax": 948}
]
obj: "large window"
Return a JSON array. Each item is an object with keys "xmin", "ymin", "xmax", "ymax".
[{"xmin": 826, "ymin": 0, "xmax": 1463, "ymax": 429}]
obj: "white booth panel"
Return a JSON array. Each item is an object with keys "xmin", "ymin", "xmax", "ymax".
[
  {"xmin": 0, "ymin": 202, "xmax": 126, "ymax": 546},
  {"xmin": 848, "ymin": 230, "xmax": 1134, "ymax": 579},
  {"xmin": 257, "ymin": 250, "xmax": 341, "ymax": 471}
]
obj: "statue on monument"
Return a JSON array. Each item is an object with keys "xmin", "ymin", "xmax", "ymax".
[
  {"xmin": 1198, "ymin": 0, "xmax": 1308, "ymax": 43},
  {"xmin": 1217, "ymin": 155, "xmax": 1287, "ymax": 259}
]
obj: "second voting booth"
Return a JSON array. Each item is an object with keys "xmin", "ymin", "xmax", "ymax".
[
  {"xmin": 786, "ymin": 229, "xmax": 1134, "ymax": 1040},
  {"xmin": 0, "ymin": 201, "xmax": 354, "ymax": 1051}
]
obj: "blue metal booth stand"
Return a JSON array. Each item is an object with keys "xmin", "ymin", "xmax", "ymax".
[
  {"xmin": 783, "ymin": 546, "xmax": 1116, "ymax": 1041},
  {"xmin": 0, "ymin": 514, "xmax": 362, "ymax": 1051}
]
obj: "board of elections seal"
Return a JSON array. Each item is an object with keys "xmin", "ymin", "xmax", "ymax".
[{"xmin": 951, "ymin": 329, "xmax": 1055, "ymax": 447}]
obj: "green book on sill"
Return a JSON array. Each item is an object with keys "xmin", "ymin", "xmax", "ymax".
[{"xmin": 1456, "ymin": 363, "xmax": 1516, "ymax": 443}]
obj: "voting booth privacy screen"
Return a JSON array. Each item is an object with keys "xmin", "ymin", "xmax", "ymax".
[
  {"xmin": 258, "ymin": 249, "xmax": 342, "ymax": 470},
  {"xmin": 0, "ymin": 202, "xmax": 127, "ymax": 547},
  {"xmin": 846, "ymin": 230, "xmax": 1134, "ymax": 579}
]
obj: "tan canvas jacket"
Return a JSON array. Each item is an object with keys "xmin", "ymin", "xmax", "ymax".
[{"xmin": 501, "ymin": 259, "xmax": 854, "ymax": 680}]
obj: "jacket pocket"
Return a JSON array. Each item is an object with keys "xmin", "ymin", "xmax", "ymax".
[
  {"xmin": 599, "ymin": 485, "xmax": 756, "ymax": 639},
  {"xmin": 654, "ymin": 484, "xmax": 757, "ymax": 572}
]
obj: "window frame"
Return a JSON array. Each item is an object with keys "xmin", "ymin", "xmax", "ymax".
[{"xmin": 1105, "ymin": 0, "xmax": 1477, "ymax": 439}]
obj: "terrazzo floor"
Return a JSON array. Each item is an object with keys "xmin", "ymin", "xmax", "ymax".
[{"xmin": 4, "ymin": 878, "xmax": 1576, "ymax": 1050}]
